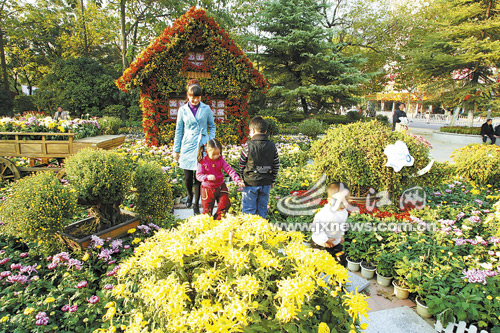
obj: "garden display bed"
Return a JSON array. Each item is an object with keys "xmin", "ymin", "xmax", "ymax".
[{"xmin": 58, "ymin": 210, "xmax": 139, "ymax": 251}]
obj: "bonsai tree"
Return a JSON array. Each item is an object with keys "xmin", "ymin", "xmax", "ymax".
[{"xmin": 65, "ymin": 148, "xmax": 132, "ymax": 230}]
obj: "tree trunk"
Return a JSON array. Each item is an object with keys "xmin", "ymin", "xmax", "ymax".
[
  {"xmin": 450, "ymin": 106, "xmax": 460, "ymax": 126},
  {"xmin": 120, "ymin": 0, "xmax": 128, "ymax": 70},
  {"xmin": 0, "ymin": 28, "xmax": 9, "ymax": 91},
  {"xmin": 80, "ymin": 0, "xmax": 88, "ymax": 56},
  {"xmin": 89, "ymin": 202, "xmax": 122, "ymax": 230},
  {"xmin": 300, "ymin": 96, "xmax": 308, "ymax": 114}
]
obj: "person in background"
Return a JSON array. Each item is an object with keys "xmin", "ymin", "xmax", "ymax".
[
  {"xmin": 392, "ymin": 102, "xmax": 407, "ymax": 131},
  {"xmin": 54, "ymin": 107, "xmax": 69, "ymax": 121},
  {"xmin": 239, "ymin": 116, "xmax": 279, "ymax": 219},
  {"xmin": 480, "ymin": 119, "xmax": 496, "ymax": 144},
  {"xmin": 196, "ymin": 139, "xmax": 245, "ymax": 220},
  {"xmin": 173, "ymin": 79, "xmax": 216, "ymax": 215}
]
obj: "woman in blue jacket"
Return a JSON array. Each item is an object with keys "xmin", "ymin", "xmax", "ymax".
[{"xmin": 173, "ymin": 79, "xmax": 216, "ymax": 214}]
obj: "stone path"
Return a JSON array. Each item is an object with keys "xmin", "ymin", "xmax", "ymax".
[{"xmin": 361, "ymin": 306, "xmax": 436, "ymax": 333}]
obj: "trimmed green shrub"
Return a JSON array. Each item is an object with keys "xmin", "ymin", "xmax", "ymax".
[
  {"xmin": 313, "ymin": 114, "xmax": 352, "ymax": 125},
  {"xmin": 298, "ymin": 118, "xmax": 325, "ymax": 138},
  {"xmin": 440, "ymin": 126, "xmax": 481, "ymax": 135},
  {"xmin": 65, "ymin": 148, "xmax": 132, "ymax": 225},
  {"xmin": 98, "ymin": 116, "xmax": 122, "ymax": 135},
  {"xmin": 262, "ymin": 116, "xmax": 280, "ymax": 136},
  {"xmin": 310, "ymin": 120, "xmax": 433, "ymax": 198},
  {"xmin": 13, "ymin": 95, "xmax": 37, "ymax": 113},
  {"xmin": 0, "ymin": 172, "xmax": 78, "ymax": 246},
  {"xmin": 346, "ymin": 110, "xmax": 362, "ymax": 121},
  {"xmin": 0, "ymin": 89, "xmax": 13, "ymax": 116},
  {"xmin": 452, "ymin": 144, "xmax": 500, "ymax": 185},
  {"xmin": 133, "ymin": 161, "xmax": 173, "ymax": 221},
  {"xmin": 128, "ymin": 105, "xmax": 143, "ymax": 121},
  {"xmin": 375, "ymin": 114, "xmax": 390, "ymax": 127}
]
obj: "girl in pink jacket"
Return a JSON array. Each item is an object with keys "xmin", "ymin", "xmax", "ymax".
[{"xmin": 196, "ymin": 139, "xmax": 245, "ymax": 220}]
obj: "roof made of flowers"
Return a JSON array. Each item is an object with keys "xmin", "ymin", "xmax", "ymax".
[{"xmin": 116, "ymin": 7, "xmax": 268, "ymax": 94}]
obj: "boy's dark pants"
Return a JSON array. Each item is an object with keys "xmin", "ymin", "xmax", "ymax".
[
  {"xmin": 201, "ymin": 184, "xmax": 230, "ymax": 220},
  {"xmin": 311, "ymin": 241, "xmax": 347, "ymax": 267}
]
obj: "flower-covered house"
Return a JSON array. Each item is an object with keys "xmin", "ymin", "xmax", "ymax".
[{"xmin": 116, "ymin": 7, "xmax": 268, "ymax": 146}]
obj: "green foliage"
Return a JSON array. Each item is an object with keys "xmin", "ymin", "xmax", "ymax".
[
  {"xmin": 13, "ymin": 95, "xmax": 36, "ymax": 113},
  {"xmin": 40, "ymin": 57, "xmax": 119, "ymax": 116},
  {"xmin": 375, "ymin": 114, "xmax": 390, "ymax": 126},
  {"xmin": 102, "ymin": 104, "xmax": 127, "ymax": 118},
  {"xmin": 133, "ymin": 161, "xmax": 173, "ymax": 221},
  {"xmin": 0, "ymin": 89, "xmax": 13, "ymax": 116},
  {"xmin": 346, "ymin": 111, "xmax": 362, "ymax": 121},
  {"xmin": 310, "ymin": 120, "xmax": 432, "ymax": 198},
  {"xmin": 440, "ymin": 126, "xmax": 481, "ymax": 135},
  {"xmin": 452, "ymin": 144, "xmax": 500, "ymax": 185},
  {"xmin": 65, "ymin": 148, "xmax": 132, "ymax": 206},
  {"xmin": 297, "ymin": 118, "xmax": 325, "ymax": 138},
  {"xmin": 97, "ymin": 116, "xmax": 122, "ymax": 135},
  {"xmin": 376, "ymin": 252, "xmax": 396, "ymax": 277},
  {"xmin": 0, "ymin": 172, "xmax": 78, "ymax": 246},
  {"xmin": 128, "ymin": 105, "xmax": 142, "ymax": 121},
  {"xmin": 262, "ymin": 116, "xmax": 280, "ymax": 136}
]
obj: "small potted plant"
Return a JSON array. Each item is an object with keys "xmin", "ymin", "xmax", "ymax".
[
  {"xmin": 344, "ymin": 240, "xmax": 362, "ymax": 272},
  {"xmin": 415, "ymin": 277, "xmax": 433, "ymax": 318},
  {"xmin": 375, "ymin": 252, "xmax": 395, "ymax": 287}
]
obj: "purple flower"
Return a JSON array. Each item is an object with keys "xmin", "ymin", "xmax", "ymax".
[
  {"xmin": 467, "ymin": 216, "xmax": 481, "ymax": 224},
  {"xmin": 47, "ymin": 263, "xmax": 58, "ymax": 269},
  {"xmin": 52, "ymin": 252, "xmax": 70, "ymax": 264},
  {"xmin": 20, "ymin": 264, "xmax": 37, "ymax": 275},
  {"xmin": 87, "ymin": 295, "xmax": 99, "ymax": 304},
  {"xmin": 451, "ymin": 201, "xmax": 458, "ymax": 205},
  {"xmin": 110, "ymin": 239, "xmax": 123, "ymax": 250},
  {"xmin": 456, "ymin": 212, "xmax": 466, "ymax": 220},
  {"xmin": 35, "ymin": 312, "xmax": 49, "ymax": 326},
  {"xmin": 445, "ymin": 189, "xmax": 452, "ymax": 194},
  {"xmin": 148, "ymin": 223, "xmax": 160, "ymax": 231},
  {"xmin": 0, "ymin": 258, "xmax": 9, "ymax": 265},
  {"xmin": 463, "ymin": 269, "xmax": 498, "ymax": 285},
  {"xmin": 89, "ymin": 235, "xmax": 104, "ymax": 248},
  {"xmin": 138, "ymin": 225, "xmax": 152, "ymax": 234},
  {"xmin": 474, "ymin": 199, "xmax": 483, "ymax": 206},
  {"xmin": 98, "ymin": 248, "xmax": 114, "ymax": 262},
  {"xmin": 455, "ymin": 238, "xmax": 467, "ymax": 246},
  {"xmin": 1, "ymin": 271, "xmax": 11, "ymax": 277},
  {"xmin": 7, "ymin": 274, "xmax": 28, "ymax": 284},
  {"xmin": 61, "ymin": 304, "xmax": 70, "ymax": 312},
  {"xmin": 10, "ymin": 263, "xmax": 21, "ymax": 270},
  {"xmin": 20, "ymin": 252, "xmax": 29, "ymax": 258},
  {"xmin": 76, "ymin": 281, "xmax": 87, "ymax": 289},
  {"xmin": 69, "ymin": 305, "xmax": 77, "ymax": 312},
  {"xmin": 489, "ymin": 237, "xmax": 500, "ymax": 245},
  {"xmin": 124, "ymin": 245, "xmax": 130, "ymax": 250},
  {"xmin": 66, "ymin": 259, "xmax": 82, "ymax": 270},
  {"xmin": 433, "ymin": 191, "xmax": 442, "ymax": 196},
  {"xmin": 103, "ymin": 284, "xmax": 114, "ymax": 290}
]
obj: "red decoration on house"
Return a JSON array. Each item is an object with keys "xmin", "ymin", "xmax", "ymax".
[{"xmin": 116, "ymin": 7, "xmax": 269, "ymax": 146}]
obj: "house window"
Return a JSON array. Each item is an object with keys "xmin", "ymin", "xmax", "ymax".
[
  {"xmin": 211, "ymin": 99, "xmax": 226, "ymax": 121},
  {"xmin": 168, "ymin": 99, "xmax": 186, "ymax": 119},
  {"xmin": 187, "ymin": 51, "xmax": 205, "ymax": 66}
]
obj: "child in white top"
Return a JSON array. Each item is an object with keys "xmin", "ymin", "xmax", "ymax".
[{"xmin": 311, "ymin": 182, "xmax": 350, "ymax": 266}]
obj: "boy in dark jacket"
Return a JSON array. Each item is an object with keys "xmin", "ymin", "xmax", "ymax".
[{"xmin": 239, "ymin": 116, "xmax": 279, "ymax": 218}]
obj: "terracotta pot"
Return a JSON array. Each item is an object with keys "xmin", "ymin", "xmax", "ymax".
[
  {"xmin": 346, "ymin": 257, "xmax": 361, "ymax": 272},
  {"xmin": 58, "ymin": 210, "xmax": 139, "ymax": 251},
  {"xmin": 376, "ymin": 270, "xmax": 392, "ymax": 287},
  {"xmin": 392, "ymin": 280, "xmax": 410, "ymax": 300}
]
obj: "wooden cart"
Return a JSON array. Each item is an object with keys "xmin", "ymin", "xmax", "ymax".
[{"xmin": 0, "ymin": 132, "xmax": 126, "ymax": 182}]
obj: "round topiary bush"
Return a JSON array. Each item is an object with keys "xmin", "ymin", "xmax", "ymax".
[
  {"xmin": 262, "ymin": 116, "xmax": 280, "ymax": 136},
  {"xmin": 0, "ymin": 172, "xmax": 78, "ymax": 246},
  {"xmin": 101, "ymin": 214, "xmax": 369, "ymax": 332},
  {"xmin": 298, "ymin": 118, "xmax": 325, "ymax": 138},
  {"xmin": 133, "ymin": 161, "xmax": 173, "ymax": 220},
  {"xmin": 65, "ymin": 148, "xmax": 132, "ymax": 227},
  {"xmin": 97, "ymin": 116, "xmax": 122, "ymax": 135},
  {"xmin": 310, "ymin": 120, "xmax": 433, "ymax": 198},
  {"xmin": 452, "ymin": 144, "xmax": 500, "ymax": 185}
]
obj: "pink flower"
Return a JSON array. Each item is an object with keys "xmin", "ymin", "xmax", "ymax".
[
  {"xmin": 10, "ymin": 263, "xmax": 21, "ymax": 270},
  {"xmin": 20, "ymin": 253, "xmax": 29, "ymax": 258},
  {"xmin": 76, "ymin": 281, "xmax": 87, "ymax": 289},
  {"xmin": 0, "ymin": 258, "xmax": 9, "ymax": 265},
  {"xmin": 46, "ymin": 256, "xmax": 52, "ymax": 261},
  {"xmin": 103, "ymin": 284, "xmax": 114, "ymax": 290},
  {"xmin": 106, "ymin": 270, "xmax": 116, "ymax": 277},
  {"xmin": 1, "ymin": 271, "xmax": 11, "ymax": 277},
  {"xmin": 69, "ymin": 305, "xmax": 77, "ymax": 312},
  {"xmin": 47, "ymin": 263, "xmax": 58, "ymax": 269},
  {"xmin": 61, "ymin": 304, "xmax": 70, "ymax": 312},
  {"xmin": 87, "ymin": 295, "xmax": 99, "ymax": 304},
  {"xmin": 124, "ymin": 245, "xmax": 130, "ymax": 250}
]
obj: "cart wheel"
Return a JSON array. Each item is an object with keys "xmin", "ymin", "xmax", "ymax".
[
  {"xmin": 56, "ymin": 169, "xmax": 66, "ymax": 180},
  {"xmin": 0, "ymin": 157, "xmax": 21, "ymax": 182}
]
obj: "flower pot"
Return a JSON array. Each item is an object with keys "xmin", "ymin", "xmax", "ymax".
[
  {"xmin": 416, "ymin": 297, "xmax": 431, "ymax": 318},
  {"xmin": 174, "ymin": 196, "xmax": 181, "ymax": 205},
  {"xmin": 346, "ymin": 257, "xmax": 361, "ymax": 272},
  {"xmin": 360, "ymin": 261, "xmax": 376, "ymax": 279},
  {"xmin": 376, "ymin": 270, "xmax": 393, "ymax": 287},
  {"xmin": 392, "ymin": 280, "xmax": 410, "ymax": 300},
  {"xmin": 57, "ymin": 210, "xmax": 139, "ymax": 251}
]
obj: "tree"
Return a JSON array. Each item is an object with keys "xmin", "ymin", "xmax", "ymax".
[
  {"xmin": 251, "ymin": 0, "xmax": 368, "ymax": 114},
  {"xmin": 411, "ymin": 0, "xmax": 500, "ymax": 120},
  {"xmin": 40, "ymin": 57, "xmax": 119, "ymax": 116}
]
